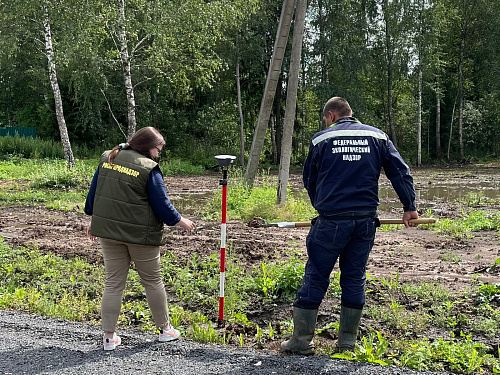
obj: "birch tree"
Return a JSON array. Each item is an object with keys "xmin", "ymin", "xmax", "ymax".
[
  {"xmin": 42, "ymin": 0, "xmax": 75, "ymax": 169},
  {"xmin": 0, "ymin": 0, "xmax": 75, "ymax": 168},
  {"xmin": 115, "ymin": 0, "xmax": 137, "ymax": 139},
  {"xmin": 236, "ymin": 59, "xmax": 245, "ymax": 167}
]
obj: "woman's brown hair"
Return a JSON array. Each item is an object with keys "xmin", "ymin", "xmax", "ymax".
[{"xmin": 108, "ymin": 127, "xmax": 165, "ymax": 165}]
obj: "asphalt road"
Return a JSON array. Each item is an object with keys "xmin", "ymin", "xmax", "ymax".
[{"xmin": 0, "ymin": 310, "xmax": 451, "ymax": 375}]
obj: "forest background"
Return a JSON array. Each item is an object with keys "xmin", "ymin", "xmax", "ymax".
[{"xmin": 1, "ymin": 0, "xmax": 500, "ymax": 171}]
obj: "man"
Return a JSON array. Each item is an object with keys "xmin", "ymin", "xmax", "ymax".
[{"xmin": 281, "ymin": 97, "xmax": 418, "ymax": 355}]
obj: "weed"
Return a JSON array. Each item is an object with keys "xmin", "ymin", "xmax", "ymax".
[
  {"xmin": 250, "ymin": 253, "xmax": 305, "ymax": 302},
  {"xmin": 317, "ymin": 321, "xmax": 338, "ymax": 335},
  {"xmin": 268, "ymin": 322, "xmax": 275, "ymax": 339},
  {"xmin": 474, "ymin": 282, "xmax": 500, "ymax": 305},
  {"xmin": 332, "ymin": 331, "xmax": 391, "ymax": 366},
  {"xmin": 187, "ymin": 321, "xmax": 231, "ymax": 344},
  {"xmin": 434, "ymin": 210, "xmax": 500, "ymax": 238},
  {"xmin": 399, "ymin": 332, "xmax": 497, "ymax": 374},
  {"xmin": 255, "ymin": 324, "xmax": 264, "ymax": 344},
  {"xmin": 439, "ymin": 252, "xmax": 462, "ymax": 263}
]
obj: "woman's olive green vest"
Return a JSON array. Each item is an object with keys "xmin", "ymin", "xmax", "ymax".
[{"xmin": 91, "ymin": 149, "xmax": 164, "ymax": 245}]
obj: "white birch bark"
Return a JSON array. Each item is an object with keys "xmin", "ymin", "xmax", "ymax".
[
  {"xmin": 435, "ymin": 85, "xmax": 441, "ymax": 158},
  {"xmin": 116, "ymin": 0, "xmax": 137, "ymax": 139},
  {"xmin": 42, "ymin": 0, "xmax": 75, "ymax": 169}
]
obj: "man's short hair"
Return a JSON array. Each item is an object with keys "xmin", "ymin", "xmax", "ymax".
[{"xmin": 323, "ymin": 97, "xmax": 352, "ymax": 118}]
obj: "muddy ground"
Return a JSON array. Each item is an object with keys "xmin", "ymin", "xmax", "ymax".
[{"xmin": 0, "ymin": 164, "xmax": 499, "ymax": 355}]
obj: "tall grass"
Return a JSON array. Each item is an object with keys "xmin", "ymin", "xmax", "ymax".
[{"xmin": 0, "ymin": 135, "xmax": 101, "ymax": 159}]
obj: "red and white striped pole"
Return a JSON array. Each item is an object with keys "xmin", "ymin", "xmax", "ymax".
[{"xmin": 215, "ymin": 155, "xmax": 235, "ymax": 324}]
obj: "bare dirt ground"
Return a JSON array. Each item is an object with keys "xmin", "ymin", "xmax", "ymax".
[{"xmin": 0, "ymin": 164, "xmax": 499, "ymax": 356}]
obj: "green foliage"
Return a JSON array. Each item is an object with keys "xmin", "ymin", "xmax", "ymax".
[
  {"xmin": 202, "ymin": 171, "xmax": 316, "ymax": 222},
  {"xmin": 330, "ymin": 329, "xmax": 500, "ymax": 374},
  {"xmin": 0, "ymin": 239, "xmax": 102, "ymax": 321},
  {"xmin": 433, "ymin": 210, "xmax": 500, "ymax": 238},
  {"xmin": 438, "ymin": 252, "xmax": 462, "ymax": 263},
  {"xmin": 253, "ymin": 253, "xmax": 305, "ymax": 301},
  {"xmin": 397, "ymin": 332, "xmax": 497, "ymax": 374},
  {"xmin": 0, "ymin": 159, "xmax": 95, "ymax": 210},
  {"xmin": 187, "ymin": 321, "xmax": 231, "ymax": 344},
  {"xmin": 0, "ymin": 158, "xmax": 206, "ymax": 210},
  {"xmin": 159, "ymin": 157, "xmax": 205, "ymax": 176},
  {"xmin": 474, "ymin": 282, "xmax": 500, "ymax": 305},
  {"xmin": 332, "ymin": 331, "xmax": 391, "ymax": 366}
]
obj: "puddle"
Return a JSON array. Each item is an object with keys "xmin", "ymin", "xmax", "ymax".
[{"xmin": 169, "ymin": 167, "xmax": 500, "ymax": 216}]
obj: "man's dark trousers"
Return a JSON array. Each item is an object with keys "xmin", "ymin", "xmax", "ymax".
[{"xmin": 294, "ymin": 217, "xmax": 376, "ymax": 310}]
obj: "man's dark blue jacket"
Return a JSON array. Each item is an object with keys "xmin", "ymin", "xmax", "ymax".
[{"xmin": 303, "ymin": 117, "xmax": 416, "ymax": 216}]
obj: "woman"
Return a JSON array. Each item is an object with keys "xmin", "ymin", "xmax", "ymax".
[{"xmin": 85, "ymin": 126, "xmax": 196, "ymax": 351}]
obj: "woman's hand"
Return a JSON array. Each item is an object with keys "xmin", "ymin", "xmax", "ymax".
[
  {"xmin": 87, "ymin": 223, "xmax": 98, "ymax": 241},
  {"xmin": 175, "ymin": 217, "xmax": 196, "ymax": 233}
]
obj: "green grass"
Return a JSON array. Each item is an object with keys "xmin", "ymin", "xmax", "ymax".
[
  {"xmin": 432, "ymin": 210, "xmax": 500, "ymax": 238},
  {"xmin": 0, "ymin": 236, "xmax": 499, "ymax": 373},
  {"xmin": 202, "ymin": 170, "xmax": 317, "ymax": 223},
  {"xmin": 0, "ymin": 157, "xmax": 205, "ymax": 211},
  {"xmin": 330, "ymin": 331, "xmax": 499, "ymax": 374},
  {"xmin": 1, "ymin": 158, "xmax": 499, "ymax": 373}
]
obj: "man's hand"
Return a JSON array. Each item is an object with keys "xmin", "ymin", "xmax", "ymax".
[{"xmin": 403, "ymin": 211, "xmax": 419, "ymax": 227}]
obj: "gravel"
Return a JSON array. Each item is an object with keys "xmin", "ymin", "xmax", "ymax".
[{"xmin": 0, "ymin": 310, "xmax": 451, "ymax": 375}]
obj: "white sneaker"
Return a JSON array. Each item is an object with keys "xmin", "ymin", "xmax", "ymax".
[
  {"xmin": 159, "ymin": 326, "xmax": 180, "ymax": 342},
  {"xmin": 103, "ymin": 334, "xmax": 121, "ymax": 351}
]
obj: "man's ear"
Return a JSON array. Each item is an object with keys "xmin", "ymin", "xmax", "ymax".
[{"xmin": 330, "ymin": 111, "xmax": 339, "ymax": 123}]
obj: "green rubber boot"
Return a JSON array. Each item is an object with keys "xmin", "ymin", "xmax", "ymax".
[
  {"xmin": 280, "ymin": 307, "xmax": 318, "ymax": 355},
  {"xmin": 337, "ymin": 305, "xmax": 363, "ymax": 352}
]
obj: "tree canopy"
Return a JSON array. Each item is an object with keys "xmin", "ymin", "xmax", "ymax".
[{"xmin": 1, "ymin": 0, "xmax": 499, "ymax": 166}]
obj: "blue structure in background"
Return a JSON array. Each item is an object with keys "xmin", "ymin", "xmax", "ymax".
[{"xmin": 0, "ymin": 127, "xmax": 36, "ymax": 138}]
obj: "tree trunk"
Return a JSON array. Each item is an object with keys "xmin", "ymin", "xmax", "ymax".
[
  {"xmin": 243, "ymin": 0, "xmax": 296, "ymax": 187},
  {"xmin": 274, "ymin": 75, "xmax": 283, "ymax": 164},
  {"xmin": 301, "ymin": 57, "xmax": 306, "ymax": 159},
  {"xmin": 417, "ymin": 63, "xmax": 422, "ymax": 166},
  {"xmin": 42, "ymin": 0, "xmax": 75, "ymax": 170},
  {"xmin": 277, "ymin": 0, "xmax": 307, "ymax": 204},
  {"xmin": 318, "ymin": 0, "xmax": 328, "ymax": 87},
  {"xmin": 116, "ymin": 0, "xmax": 137, "ymax": 139},
  {"xmin": 383, "ymin": 0, "xmax": 397, "ymax": 147},
  {"xmin": 458, "ymin": 30, "xmax": 465, "ymax": 161},
  {"xmin": 270, "ymin": 116, "xmax": 277, "ymax": 163},
  {"xmin": 236, "ymin": 60, "xmax": 245, "ymax": 167},
  {"xmin": 435, "ymin": 84, "xmax": 441, "ymax": 159},
  {"xmin": 447, "ymin": 91, "xmax": 459, "ymax": 161}
]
